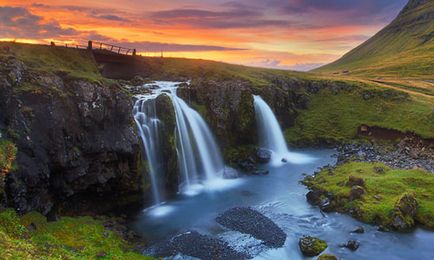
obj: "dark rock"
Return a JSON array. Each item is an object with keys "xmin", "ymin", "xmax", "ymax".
[
  {"xmin": 341, "ymin": 240, "xmax": 360, "ymax": 251},
  {"xmin": 373, "ymin": 166, "xmax": 385, "ymax": 174},
  {"xmin": 223, "ymin": 167, "xmax": 239, "ymax": 179},
  {"xmin": 256, "ymin": 148, "xmax": 272, "ymax": 164},
  {"xmin": 351, "ymin": 226, "xmax": 365, "ymax": 234},
  {"xmin": 349, "ymin": 185, "xmax": 365, "ymax": 201},
  {"xmin": 347, "ymin": 176, "xmax": 365, "ymax": 187},
  {"xmin": 96, "ymin": 252, "xmax": 107, "ymax": 258},
  {"xmin": 298, "ymin": 236, "xmax": 327, "ymax": 257},
  {"xmin": 0, "ymin": 57, "xmax": 143, "ymax": 215},
  {"xmin": 150, "ymin": 231, "xmax": 249, "ymax": 260},
  {"xmin": 281, "ymin": 158, "xmax": 288, "ymax": 163},
  {"xmin": 216, "ymin": 207, "xmax": 286, "ymax": 248}
]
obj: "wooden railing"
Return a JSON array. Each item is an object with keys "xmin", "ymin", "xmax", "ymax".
[
  {"xmin": 49, "ymin": 40, "xmax": 137, "ymax": 56},
  {"xmin": 88, "ymin": 41, "xmax": 136, "ymax": 56}
]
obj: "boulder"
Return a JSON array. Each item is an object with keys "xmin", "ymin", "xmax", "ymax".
[
  {"xmin": 256, "ymin": 148, "xmax": 272, "ymax": 164},
  {"xmin": 298, "ymin": 236, "xmax": 327, "ymax": 257},
  {"xmin": 349, "ymin": 186, "xmax": 365, "ymax": 201},
  {"xmin": 216, "ymin": 207, "xmax": 286, "ymax": 248},
  {"xmin": 351, "ymin": 226, "xmax": 365, "ymax": 234},
  {"xmin": 318, "ymin": 254, "xmax": 338, "ymax": 260},
  {"xmin": 395, "ymin": 193, "xmax": 418, "ymax": 217},
  {"xmin": 222, "ymin": 167, "xmax": 239, "ymax": 179},
  {"xmin": 341, "ymin": 240, "xmax": 359, "ymax": 251},
  {"xmin": 346, "ymin": 176, "xmax": 364, "ymax": 187}
]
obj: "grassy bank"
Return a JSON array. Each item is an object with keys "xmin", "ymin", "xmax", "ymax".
[
  {"xmin": 0, "ymin": 209, "xmax": 150, "ymax": 259},
  {"xmin": 285, "ymin": 86, "xmax": 434, "ymax": 145},
  {"xmin": 304, "ymin": 162, "xmax": 434, "ymax": 230}
]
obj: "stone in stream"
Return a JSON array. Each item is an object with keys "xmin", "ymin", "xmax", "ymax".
[
  {"xmin": 223, "ymin": 167, "xmax": 239, "ymax": 179},
  {"xmin": 340, "ymin": 240, "xmax": 360, "ymax": 251},
  {"xmin": 149, "ymin": 231, "xmax": 249, "ymax": 260},
  {"xmin": 298, "ymin": 236, "xmax": 328, "ymax": 257},
  {"xmin": 255, "ymin": 148, "xmax": 272, "ymax": 164},
  {"xmin": 351, "ymin": 226, "xmax": 365, "ymax": 234},
  {"xmin": 216, "ymin": 207, "xmax": 286, "ymax": 248}
]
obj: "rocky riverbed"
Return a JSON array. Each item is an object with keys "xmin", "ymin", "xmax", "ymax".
[{"xmin": 336, "ymin": 136, "xmax": 434, "ymax": 173}]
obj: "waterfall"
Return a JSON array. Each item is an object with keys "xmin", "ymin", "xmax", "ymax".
[
  {"xmin": 133, "ymin": 82, "xmax": 226, "ymax": 205},
  {"xmin": 133, "ymin": 98, "xmax": 164, "ymax": 204},
  {"xmin": 253, "ymin": 95, "xmax": 316, "ymax": 165},
  {"xmin": 253, "ymin": 95, "xmax": 289, "ymax": 154}
]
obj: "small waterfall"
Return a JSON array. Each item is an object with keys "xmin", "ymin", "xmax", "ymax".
[
  {"xmin": 169, "ymin": 89, "xmax": 224, "ymax": 192},
  {"xmin": 133, "ymin": 98, "xmax": 164, "ymax": 204},
  {"xmin": 133, "ymin": 82, "xmax": 226, "ymax": 205},
  {"xmin": 253, "ymin": 95, "xmax": 289, "ymax": 162}
]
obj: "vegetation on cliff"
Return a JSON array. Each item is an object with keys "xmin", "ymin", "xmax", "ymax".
[
  {"xmin": 303, "ymin": 162, "xmax": 434, "ymax": 230},
  {"xmin": 313, "ymin": 0, "xmax": 434, "ymax": 79},
  {"xmin": 0, "ymin": 209, "xmax": 150, "ymax": 259}
]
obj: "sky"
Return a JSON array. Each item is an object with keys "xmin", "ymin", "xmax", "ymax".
[{"xmin": 0, "ymin": 0, "xmax": 408, "ymax": 71}]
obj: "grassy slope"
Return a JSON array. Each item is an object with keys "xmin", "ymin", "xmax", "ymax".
[
  {"xmin": 0, "ymin": 42, "xmax": 104, "ymax": 82},
  {"xmin": 313, "ymin": 0, "xmax": 434, "ymax": 79},
  {"xmin": 0, "ymin": 209, "xmax": 150, "ymax": 259},
  {"xmin": 285, "ymin": 86, "xmax": 434, "ymax": 144},
  {"xmin": 304, "ymin": 162, "xmax": 434, "ymax": 229}
]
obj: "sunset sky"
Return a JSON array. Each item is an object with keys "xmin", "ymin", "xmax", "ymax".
[{"xmin": 0, "ymin": 0, "xmax": 408, "ymax": 71}]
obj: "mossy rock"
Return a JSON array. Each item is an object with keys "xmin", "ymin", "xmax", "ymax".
[
  {"xmin": 318, "ymin": 254, "xmax": 338, "ymax": 260},
  {"xmin": 299, "ymin": 236, "xmax": 328, "ymax": 257}
]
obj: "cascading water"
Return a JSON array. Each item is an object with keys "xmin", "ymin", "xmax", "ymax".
[
  {"xmin": 133, "ymin": 81, "xmax": 226, "ymax": 206},
  {"xmin": 133, "ymin": 96, "xmax": 165, "ymax": 204},
  {"xmin": 169, "ymin": 88, "xmax": 225, "ymax": 193},
  {"xmin": 253, "ymin": 95, "xmax": 314, "ymax": 165}
]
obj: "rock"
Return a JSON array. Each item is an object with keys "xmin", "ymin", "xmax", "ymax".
[
  {"xmin": 318, "ymin": 254, "xmax": 338, "ymax": 260},
  {"xmin": 281, "ymin": 158, "xmax": 288, "ymax": 163},
  {"xmin": 351, "ymin": 226, "xmax": 365, "ymax": 234},
  {"xmin": 347, "ymin": 176, "xmax": 364, "ymax": 187},
  {"xmin": 373, "ymin": 166, "xmax": 385, "ymax": 174},
  {"xmin": 341, "ymin": 240, "xmax": 359, "ymax": 251},
  {"xmin": 298, "ymin": 236, "xmax": 327, "ymax": 257},
  {"xmin": 223, "ymin": 167, "xmax": 239, "ymax": 179},
  {"xmin": 150, "ymin": 231, "xmax": 248, "ymax": 260},
  {"xmin": 96, "ymin": 251, "xmax": 107, "ymax": 258},
  {"xmin": 216, "ymin": 207, "xmax": 286, "ymax": 248},
  {"xmin": 256, "ymin": 148, "xmax": 272, "ymax": 164},
  {"xmin": 373, "ymin": 195, "xmax": 382, "ymax": 201},
  {"xmin": 396, "ymin": 193, "xmax": 419, "ymax": 217},
  {"xmin": 349, "ymin": 186, "xmax": 365, "ymax": 201}
]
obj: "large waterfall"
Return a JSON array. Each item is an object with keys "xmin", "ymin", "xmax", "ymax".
[
  {"xmin": 133, "ymin": 82, "xmax": 226, "ymax": 206},
  {"xmin": 253, "ymin": 95, "xmax": 315, "ymax": 165}
]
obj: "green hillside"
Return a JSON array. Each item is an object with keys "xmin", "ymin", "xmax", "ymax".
[{"xmin": 314, "ymin": 0, "xmax": 434, "ymax": 79}]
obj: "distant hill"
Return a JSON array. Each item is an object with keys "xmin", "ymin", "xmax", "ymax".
[{"xmin": 313, "ymin": 0, "xmax": 434, "ymax": 79}]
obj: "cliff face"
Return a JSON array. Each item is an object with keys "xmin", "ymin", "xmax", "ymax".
[{"xmin": 0, "ymin": 55, "xmax": 143, "ymax": 215}]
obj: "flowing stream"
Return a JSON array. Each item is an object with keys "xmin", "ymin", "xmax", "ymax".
[{"xmin": 133, "ymin": 82, "xmax": 434, "ymax": 259}]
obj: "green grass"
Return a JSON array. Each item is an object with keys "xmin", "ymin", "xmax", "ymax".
[
  {"xmin": 0, "ymin": 42, "xmax": 104, "ymax": 82},
  {"xmin": 285, "ymin": 86, "xmax": 434, "ymax": 145},
  {"xmin": 142, "ymin": 56, "xmax": 314, "ymax": 87},
  {"xmin": 314, "ymin": 1, "xmax": 434, "ymax": 79},
  {"xmin": 304, "ymin": 162, "xmax": 434, "ymax": 229},
  {"xmin": 0, "ymin": 209, "xmax": 152, "ymax": 259}
]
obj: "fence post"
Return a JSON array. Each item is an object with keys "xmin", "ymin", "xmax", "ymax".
[
  {"xmin": 88, "ymin": 41, "xmax": 93, "ymax": 50},
  {"xmin": 133, "ymin": 49, "xmax": 136, "ymax": 56},
  {"xmin": 50, "ymin": 41, "xmax": 55, "ymax": 46}
]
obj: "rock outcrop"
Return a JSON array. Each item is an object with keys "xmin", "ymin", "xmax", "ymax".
[{"xmin": 0, "ymin": 56, "xmax": 143, "ymax": 215}]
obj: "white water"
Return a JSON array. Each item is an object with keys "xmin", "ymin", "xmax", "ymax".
[
  {"xmin": 133, "ymin": 97, "xmax": 164, "ymax": 204},
  {"xmin": 253, "ymin": 95, "xmax": 315, "ymax": 165},
  {"xmin": 133, "ymin": 81, "xmax": 227, "ymax": 206}
]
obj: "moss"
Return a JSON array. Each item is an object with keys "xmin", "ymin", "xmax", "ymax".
[
  {"xmin": 304, "ymin": 162, "xmax": 434, "ymax": 230},
  {"xmin": 0, "ymin": 139, "xmax": 17, "ymax": 175},
  {"xmin": 0, "ymin": 209, "xmax": 152, "ymax": 259},
  {"xmin": 299, "ymin": 236, "xmax": 328, "ymax": 257},
  {"xmin": 224, "ymin": 145, "xmax": 256, "ymax": 167},
  {"xmin": 318, "ymin": 254, "xmax": 338, "ymax": 260}
]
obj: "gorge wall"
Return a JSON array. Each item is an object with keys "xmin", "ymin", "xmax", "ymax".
[{"xmin": 0, "ymin": 55, "xmax": 144, "ymax": 216}]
